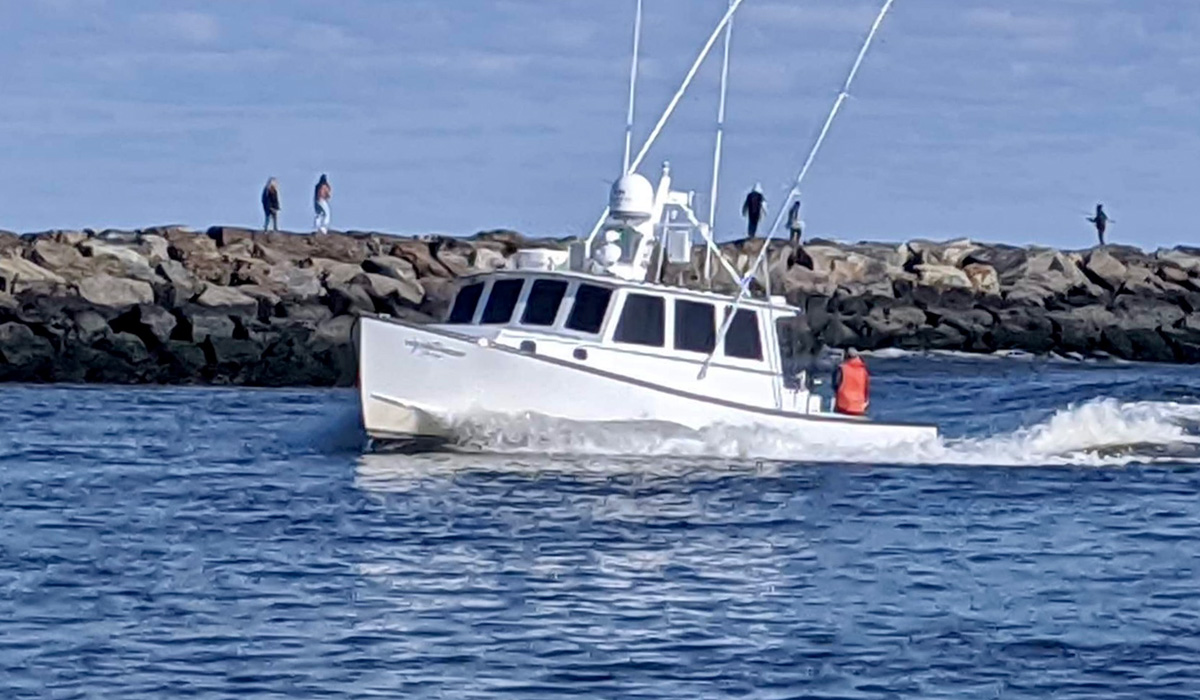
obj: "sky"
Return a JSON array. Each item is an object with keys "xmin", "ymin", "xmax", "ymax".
[{"xmin": 1, "ymin": 0, "xmax": 1198, "ymax": 250}]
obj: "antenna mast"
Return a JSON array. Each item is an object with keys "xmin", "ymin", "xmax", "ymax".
[
  {"xmin": 622, "ymin": 0, "xmax": 644, "ymax": 174},
  {"xmin": 585, "ymin": 0, "xmax": 746, "ymax": 247},
  {"xmin": 705, "ymin": 0, "xmax": 735, "ymax": 286}
]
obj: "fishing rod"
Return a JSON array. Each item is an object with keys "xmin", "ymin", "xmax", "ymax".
[
  {"xmin": 622, "ymin": 0, "xmax": 643, "ymax": 175},
  {"xmin": 705, "ymin": 0, "xmax": 736, "ymax": 286},
  {"xmin": 698, "ymin": 0, "xmax": 897, "ymax": 380}
]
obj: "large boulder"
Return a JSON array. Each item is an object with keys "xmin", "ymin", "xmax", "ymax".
[
  {"xmin": 991, "ymin": 306, "xmax": 1055, "ymax": 352},
  {"xmin": 165, "ymin": 229, "xmax": 230, "ymax": 284},
  {"xmin": 0, "ymin": 255, "xmax": 66, "ymax": 293},
  {"xmin": 915, "ymin": 264, "xmax": 973, "ymax": 291},
  {"xmin": 363, "ymin": 255, "xmax": 416, "ymax": 281},
  {"xmin": 361, "ymin": 272, "xmax": 424, "ymax": 306},
  {"xmin": 30, "ymin": 239, "xmax": 85, "ymax": 270},
  {"xmin": 305, "ymin": 257, "xmax": 367, "ymax": 287},
  {"xmin": 962, "ymin": 263, "xmax": 1000, "ymax": 295},
  {"xmin": 0, "ymin": 322, "xmax": 55, "ymax": 378},
  {"xmin": 907, "ymin": 238, "xmax": 980, "ymax": 267},
  {"xmin": 77, "ymin": 274, "xmax": 154, "ymax": 311},
  {"xmin": 1047, "ymin": 306, "xmax": 1116, "ymax": 355},
  {"xmin": 192, "ymin": 284, "xmax": 259, "ymax": 318},
  {"xmin": 80, "ymin": 239, "xmax": 150, "ymax": 268}
]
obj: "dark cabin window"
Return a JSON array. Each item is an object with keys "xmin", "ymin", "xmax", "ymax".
[
  {"xmin": 565, "ymin": 284, "xmax": 613, "ymax": 334},
  {"xmin": 521, "ymin": 279, "xmax": 568, "ymax": 326},
  {"xmin": 674, "ymin": 300, "xmax": 716, "ymax": 353},
  {"xmin": 480, "ymin": 279, "xmax": 524, "ymax": 324},
  {"xmin": 723, "ymin": 308, "xmax": 763, "ymax": 360},
  {"xmin": 447, "ymin": 282, "xmax": 484, "ymax": 324},
  {"xmin": 614, "ymin": 294, "xmax": 665, "ymax": 347}
]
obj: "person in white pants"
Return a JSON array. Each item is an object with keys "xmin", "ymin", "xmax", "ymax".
[{"xmin": 313, "ymin": 173, "xmax": 332, "ymax": 233}]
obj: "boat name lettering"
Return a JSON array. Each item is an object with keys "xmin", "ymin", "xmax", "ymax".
[{"xmin": 404, "ymin": 339, "xmax": 466, "ymax": 358}]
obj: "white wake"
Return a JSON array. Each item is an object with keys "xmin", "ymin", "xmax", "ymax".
[{"xmin": 434, "ymin": 398, "xmax": 1200, "ymax": 468}]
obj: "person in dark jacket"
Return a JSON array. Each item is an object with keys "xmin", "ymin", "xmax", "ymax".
[
  {"xmin": 261, "ymin": 177, "xmax": 280, "ymax": 231},
  {"xmin": 786, "ymin": 198, "xmax": 803, "ymax": 246},
  {"xmin": 742, "ymin": 183, "xmax": 766, "ymax": 238},
  {"xmin": 1087, "ymin": 203, "xmax": 1109, "ymax": 245}
]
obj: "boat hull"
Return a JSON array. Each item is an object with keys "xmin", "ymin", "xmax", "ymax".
[{"xmin": 357, "ymin": 316, "xmax": 938, "ymax": 449}]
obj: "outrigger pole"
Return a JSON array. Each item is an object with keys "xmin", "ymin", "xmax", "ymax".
[
  {"xmin": 699, "ymin": 0, "xmax": 897, "ymax": 380},
  {"xmin": 705, "ymin": 0, "xmax": 736, "ymax": 286},
  {"xmin": 622, "ymin": 0, "xmax": 644, "ymax": 175},
  {"xmin": 586, "ymin": 0, "xmax": 746, "ymax": 246}
]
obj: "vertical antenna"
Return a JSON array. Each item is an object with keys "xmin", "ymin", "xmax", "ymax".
[
  {"xmin": 622, "ymin": 0, "xmax": 644, "ymax": 174},
  {"xmin": 705, "ymin": 0, "xmax": 735, "ymax": 285}
]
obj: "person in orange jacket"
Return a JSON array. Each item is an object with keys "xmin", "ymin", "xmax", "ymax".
[{"xmin": 834, "ymin": 348, "xmax": 870, "ymax": 416}]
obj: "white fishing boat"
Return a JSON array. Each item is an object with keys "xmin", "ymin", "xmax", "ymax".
[{"xmin": 356, "ymin": 0, "xmax": 937, "ymax": 450}]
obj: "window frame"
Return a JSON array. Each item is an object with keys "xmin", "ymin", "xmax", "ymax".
[
  {"xmin": 672, "ymin": 299, "xmax": 717, "ymax": 355},
  {"xmin": 720, "ymin": 306, "xmax": 765, "ymax": 362},
  {"xmin": 612, "ymin": 292, "xmax": 667, "ymax": 348},
  {"xmin": 479, "ymin": 278, "xmax": 525, "ymax": 325},
  {"xmin": 564, "ymin": 282, "xmax": 615, "ymax": 336},
  {"xmin": 519, "ymin": 278, "xmax": 570, "ymax": 328},
  {"xmin": 446, "ymin": 281, "xmax": 485, "ymax": 324}
]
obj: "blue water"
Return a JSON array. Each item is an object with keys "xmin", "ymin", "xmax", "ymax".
[{"xmin": 3, "ymin": 357, "xmax": 1200, "ymax": 698}]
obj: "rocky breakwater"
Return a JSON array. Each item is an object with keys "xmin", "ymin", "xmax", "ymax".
[
  {"xmin": 2, "ymin": 227, "xmax": 1199, "ymax": 386},
  {"xmin": 0, "ymin": 227, "xmax": 536, "ymax": 385},
  {"xmin": 750, "ymin": 237, "xmax": 1200, "ymax": 363}
]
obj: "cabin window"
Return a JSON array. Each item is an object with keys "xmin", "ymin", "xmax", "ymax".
[
  {"xmin": 447, "ymin": 282, "xmax": 484, "ymax": 324},
  {"xmin": 521, "ymin": 279, "xmax": 569, "ymax": 326},
  {"xmin": 565, "ymin": 284, "xmax": 613, "ymax": 334},
  {"xmin": 723, "ymin": 308, "xmax": 763, "ymax": 361},
  {"xmin": 614, "ymin": 293, "xmax": 665, "ymax": 347},
  {"xmin": 480, "ymin": 279, "xmax": 524, "ymax": 324},
  {"xmin": 674, "ymin": 300, "xmax": 716, "ymax": 353}
]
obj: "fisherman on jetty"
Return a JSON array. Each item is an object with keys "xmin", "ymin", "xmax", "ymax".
[
  {"xmin": 1087, "ymin": 203, "xmax": 1109, "ymax": 245},
  {"xmin": 261, "ymin": 177, "xmax": 280, "ymax": 232},
  {"xmin": 314, "ymin": 174, "xmax": 332, "ymax": 234},
  {"xmin": 787, "ymin": 198, "xmax": 804, "ymax": 246},
  {"xmin": 834, "ymin": 348, "xmax": 870, "ymax": 416},
  {"xmin": 742, "ymin": 184, "xmax": 766, "ymax": 238}
]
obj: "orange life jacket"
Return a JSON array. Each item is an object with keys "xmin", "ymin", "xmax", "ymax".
[{"xmin": 835, "ymin": 357, "xmax": 869, "ymax": 416}]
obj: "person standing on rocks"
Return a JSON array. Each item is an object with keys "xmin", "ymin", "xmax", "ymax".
[
  {"xmin": 314, "ymin": 174, "xmax": 332, "ymax": 234},
  {"xmin": 1087, "ymin": 203, "xmax": 1110, "ymax": 245},
  {"xmin": 834, "ymin": 348, "xmax": 870, "ymax": 416},
  {"xmin": 742, "ymin": 183, "xmax": 766, "ymax": 238},
  {"xmin": 261, "ymin": 178, "xmax": 281, "ymax": 232},
  {"xmin": 786, "ymin": 198, "xmax": 804, "ymax": 246}
]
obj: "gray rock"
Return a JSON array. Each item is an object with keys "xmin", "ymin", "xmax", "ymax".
[
  {"xmin": 187, "ymin": 312, "xmax": 237, "ymax": 342},
  {"xmin": 362, "ymin": 272, "xmax": 423, "ymax": 306},
  {"xmin": 193, "ymin": 284, "xmax": 259, "ymax": 317},
  {"xmin": 363, "ymin": 255, "xmax": 416, "ymax": 281},
  {"xmin": 306, "ymin": 257, "xmax": 366, "ymax": 287},
  {"xmin": 77, "ymin": 274, "xmax": 154, "ymax": 310},
  {"xmin": 0, "ymin": 255, "xmax": 66, "ymax": 292},
  {"xmin": 30, "ymin": 239, "xmax": 85, "ymax": 270},
  {"xmin": 73, "ymin": 309, "xmax": 112, "ymax": 343},
  {"xmin": 80, "ymin": 239, "xmax": 150, "ymax": 268},
  {"xmin": 314, "ymin": 315, "xmax": 357, "ymax": 345},
  {"xmin": 133, "ymin": 304, "xmax": 177, "ymax": 344},
  {"xmin": 0, "ymin": 322, "xmax": 55, "ymax": 373}
]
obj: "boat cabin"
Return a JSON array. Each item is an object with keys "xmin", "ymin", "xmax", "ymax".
[{"xmin": 436, "ymin": 270, "xmax": 821, "ymax": 414}]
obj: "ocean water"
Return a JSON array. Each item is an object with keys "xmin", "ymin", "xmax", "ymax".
[{"xmin": 3, "ymin": 357, "xmax": 1200, "ymax": 698}]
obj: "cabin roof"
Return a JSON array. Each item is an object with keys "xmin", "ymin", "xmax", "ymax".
[{"xmin": 456, "ymin": 268, "xmax": 801, "ymax": 314}]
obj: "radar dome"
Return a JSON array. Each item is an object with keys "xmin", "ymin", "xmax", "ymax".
[{"xmin": 609, "ymin": 174, "xmax": 654, "ymax": 222}]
